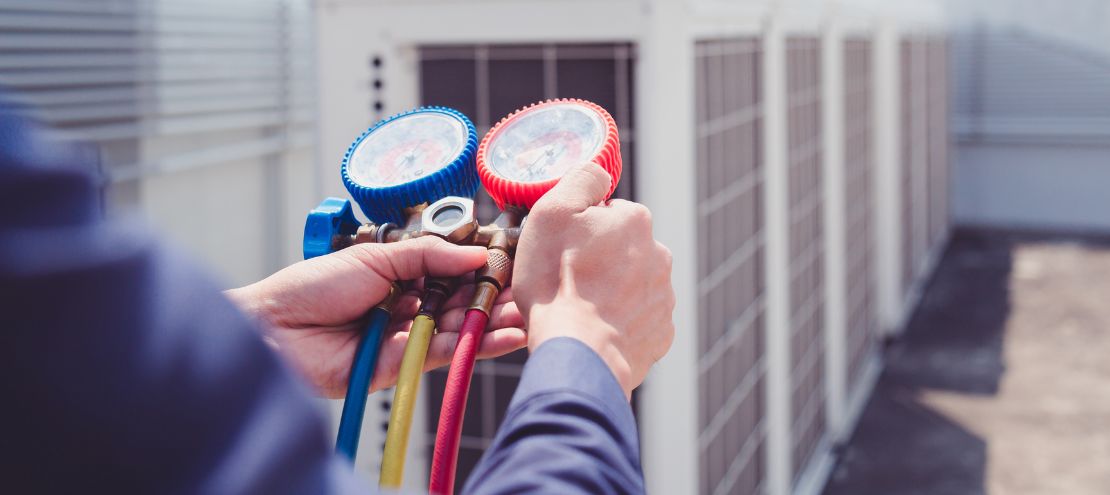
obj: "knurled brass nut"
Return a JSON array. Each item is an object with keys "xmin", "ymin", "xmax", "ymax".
[
  {"xmin": 477, "ymin": 248, "xmax": 513, "ymax": 289},
  {"xmin": 486, "ymin": 250, "xmax": 511, "ymax": 272}
]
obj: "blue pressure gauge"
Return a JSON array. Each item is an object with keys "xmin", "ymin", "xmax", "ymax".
[{"xmin": 341, "ymin": 107, "xmax": 479, "ymax": 224}]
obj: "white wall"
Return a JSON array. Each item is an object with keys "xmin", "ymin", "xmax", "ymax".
[
  {"xmin": 953, "ymin": 142, "xmax": 1110, "ymax": 232},
  {"xmin": 949, "ymin": 18, "xmax": 1110, "ymax": 234}
]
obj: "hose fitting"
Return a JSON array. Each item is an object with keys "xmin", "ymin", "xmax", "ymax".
[
  {"xmin": 419, "ymin": 276, "xmax": 456, "ymax": 318},
  {"xmin": 375, "ymin": 282, "xmax": 402, "ymax": 311},
  {"xmin": 469, "ymin": 231, "xmax": 513, "ymax": 316}
]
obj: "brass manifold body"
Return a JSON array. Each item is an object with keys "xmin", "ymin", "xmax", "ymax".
[{"xmin": 334, "ymin": 196, "xmax": 523, "ymax": 315}]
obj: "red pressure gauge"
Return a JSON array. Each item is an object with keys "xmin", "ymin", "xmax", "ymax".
[{"xmin": 476, "ymin": 99, "xmax": 622, "ymax": 209}]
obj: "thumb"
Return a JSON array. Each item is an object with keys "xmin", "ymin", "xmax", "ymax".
[
  {"xmin": 343, "ymin": 236, "xmax": 488, "ymax": 281},
  {"xmin": 531, "ymin": 162, "xmax": 612, "ymax": 216}
]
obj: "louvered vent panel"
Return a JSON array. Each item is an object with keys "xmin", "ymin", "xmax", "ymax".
[
  {"xmin": 0, "ymin": 0, "xmax": 315, "ymax": 181},
  {"xmin": 694, "ymin": 37, "xmax": 767, "ymax": 495},
  {"xmin": 842, "ymin": 37, "xmax": 877, "ymax": 400},
  {"xmin": 785, "ymin": 36, "xmax": 826, "ymax": 484},
  {"xmin": 953, "ymin": 27, "xmax": 1110, "ymax": 139}
]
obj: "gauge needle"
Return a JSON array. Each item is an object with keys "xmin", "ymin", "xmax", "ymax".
[
  {"xmin": 547, "ymin": 143, "xmax": 566, "ymax": 166},
  {"xmin": 523, "ymin": 146, "xmax": 550, "ymax": 176},
  {"xmin": 535, "ymin": 143, "xmax": 566, "ymax": 176},
  {"xmin": 401, "ymin": 145, "xmax": 425, "ymax": 177},
  {"xmin": 526, "ymin": 147, "xmax": 548, "ymax": 169}
]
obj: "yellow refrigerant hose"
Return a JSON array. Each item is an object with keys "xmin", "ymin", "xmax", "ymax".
[{"xmin": 380, "ymin": 277, "xmax": 452, "ymax": 488}]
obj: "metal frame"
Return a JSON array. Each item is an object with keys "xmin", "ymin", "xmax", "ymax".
[
  {"xmin": 637, "ymin": 1, "xmax": 701, "ymax": 489},
  {"xmin": 872, "ymin": 19, "xmax": 904, "ymax": 337},
  {"xmin": 761, "ymin": 12, "xmax": 793, "ymax": 495},
  {"xmin": 820, "ymin": 8, "xmax": 848, "ymax": 452}
]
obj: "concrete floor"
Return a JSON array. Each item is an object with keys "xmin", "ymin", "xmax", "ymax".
[{"xmin": 824, "ymin": 229, "xmax": 1110, "ymax": 495}]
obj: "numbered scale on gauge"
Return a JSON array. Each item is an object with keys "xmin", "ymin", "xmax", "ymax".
[
  {"xmin": 342, "ymin": 107, "xmax": 479, "ymax": 224},
  {"xmin": 346, "ymin": 113, "xmax": 463, "ymax": 186},
  {"xmin": 477, "ymin": 99, "xmax": 622, "ymax": 209}
]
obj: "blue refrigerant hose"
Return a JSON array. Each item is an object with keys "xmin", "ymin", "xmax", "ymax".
[{"xmin": 335, "ymin": 292, "xmax": 397, "ymax": 461}]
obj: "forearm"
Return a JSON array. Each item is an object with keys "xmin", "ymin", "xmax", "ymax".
[{"xmin": 464, "ymin": 338, "xmax": 645, "ymax": 495}]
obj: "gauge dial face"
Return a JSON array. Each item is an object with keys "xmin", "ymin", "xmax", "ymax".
[
  {"xmin": 486, "ymin": 102, "xmax": 606, "ymax": 183},
  {"xmin": 346, "ymin": 112, "xmax": 467, "ymax": 188}
]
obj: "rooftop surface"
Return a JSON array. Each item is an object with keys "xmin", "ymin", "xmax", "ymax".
[{"xmin": 824, "ymin": 229, "xmax": 1110, "ymax": 495}]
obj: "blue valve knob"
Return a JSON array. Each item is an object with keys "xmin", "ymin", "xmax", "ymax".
[
  {"xmin": 341, "ymin": 106, "xmax": 479, "ymax": 224},
  {"xmin": 303, "ymin": 197, "xmax": 360, "ymax": 259}
]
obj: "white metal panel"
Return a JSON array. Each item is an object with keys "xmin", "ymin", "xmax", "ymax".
[
  {"xmin": 761, "ymin": 15, "xmax": 793, "ymax": 495},
  {"xmin": 871, "ymin": 20, "xmax": 903, "ymax": 335},
  {"xmin": 637, "ymin": 2, "xmax": 700, "ymax": 493}
]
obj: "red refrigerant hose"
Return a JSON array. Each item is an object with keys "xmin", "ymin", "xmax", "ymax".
[
  {"xmin": 428, "ymin": 308, "xmax": 490, "ymax": 495},
  {"xmin": 429, "ymin": 235, "xmax": 513, "ymax": 495}
]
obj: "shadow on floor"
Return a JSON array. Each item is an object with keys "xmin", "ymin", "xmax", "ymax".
[{"xmin": 823, "ymin": 228, "xmax": 1110, "ymax": 495}]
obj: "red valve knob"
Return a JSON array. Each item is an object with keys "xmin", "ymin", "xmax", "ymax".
[{"xmin": 476, "ymin": 98, "xmax": 622, "ymax": 210}]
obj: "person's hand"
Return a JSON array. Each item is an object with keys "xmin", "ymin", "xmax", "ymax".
[
  {"xmin": 513, "ymin": 163, "xmax": 675, "ymax": 398},
  {"xmin": 226, "ymin": 236, "xmax": 526, "ymax": 398}
]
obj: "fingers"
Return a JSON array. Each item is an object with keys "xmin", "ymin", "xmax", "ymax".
[
  {"xmin": 386, "ymin": 300, "xmax": 523, "ymax": 335},
  {"xmin": 438, "ymin": 301, "xmax": 524, "ymax": 333},
  {"xmin": 422, "ymin": 327, "xmax": 528, "ymax": 372},
  {"xmin": 371, "ymin": 326, "xmax": 527, "ymax": 392},
  {"xmin": 598, "ymin": 198, "xmax": 653, "ymax": 230},
  {"xmin": 342, "ymin": 236, "xmax": 488, "ymax": 282},
  {"xmin": 588, "ymin": 199, "xmax": 656, "ymax": 250},
  {"xmin": 530, "ymin": 163, "xmax": 612, "ymax": 218},
  {"xmin": 441, "ymin": 284, "xmax": 515, "ymax": 312}
]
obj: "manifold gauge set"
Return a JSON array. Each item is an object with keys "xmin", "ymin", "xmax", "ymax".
[{"xmin": 302, "ymin": 99, "xmax": 621, "ymax": 495}]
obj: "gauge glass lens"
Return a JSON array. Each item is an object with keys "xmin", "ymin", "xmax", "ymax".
[
  {"xmin": 431, "ymin": 205, "xmax": 465, "ymax": 227},
  {"xmin": 347, "ymin": 113, "xmax": 466, "ymax": 187},
  {"xmin": 487, "ymin": 103, "xmax": 605, "ymax": 183}
]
